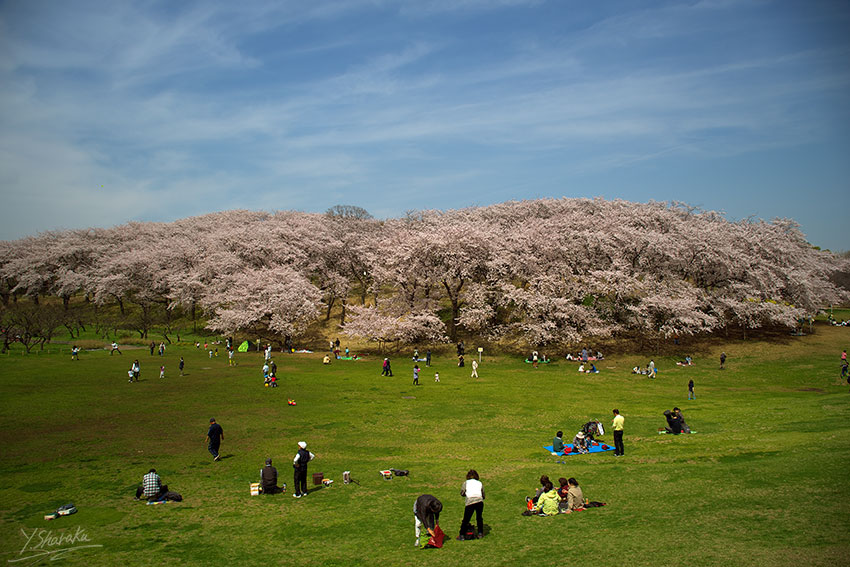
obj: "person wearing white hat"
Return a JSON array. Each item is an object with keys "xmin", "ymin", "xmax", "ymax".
[
  {"xmin": 572, "ymin": 431, "xmax": 588, "ymax": 454},
  {"xmin": 292, "ymin": 441, "xmax": 315, "ymax": 498}
]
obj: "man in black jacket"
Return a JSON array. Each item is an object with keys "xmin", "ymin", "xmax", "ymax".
[
  {"xmin": 261, "ymin": 458, "xmax": 282, "ymax": 494},
  {"xmin": 413, "ymin": 494, "xmax": 442, "ymax": 547}
]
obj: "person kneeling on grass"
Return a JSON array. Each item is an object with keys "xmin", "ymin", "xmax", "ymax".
[{"xmin": 523, "ymin": 480, "xmax": 560, "ymax": 516}]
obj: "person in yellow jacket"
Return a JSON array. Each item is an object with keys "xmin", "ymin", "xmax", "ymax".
[{"xmin": 525, "ymin": 480, "xmax": 560, "ymax": 516}]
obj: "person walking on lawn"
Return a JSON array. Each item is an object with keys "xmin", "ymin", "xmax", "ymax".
[{"xmin": 206, "ymin": 418, "xmax": 224, "ymax": 461}]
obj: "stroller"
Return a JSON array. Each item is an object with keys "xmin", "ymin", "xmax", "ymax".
[{"xmin": 581, "ymin": 420, "xmax": 604, "ymax": 444}]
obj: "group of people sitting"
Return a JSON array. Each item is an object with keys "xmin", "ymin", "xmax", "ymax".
[
  {"xmin": 577, "ymin": 363, "xmax": 599, "ymax": 373},
  {"xmin": 523, "ymin": 475, "xmax": 587, "ymax": 516},
  {"xmin": 663, "ymin": 408, "xmax": 691, "ymax": 434},
  {"xmin": 565, "ymin": 347, "xmax": 603, "ymax": 362},
  {"xmin": 552, "ymin": 420, "xmax": 605, "ymax": 455},
  {"xmin": 676, "ymin": 356, "xmax": 694, "ymax": 366},
  {"xmin": 525, "ymin": 351, "xmax": 551, "ymax": 365},
  {"xmin": 631, "ymin": 360, "xmax": 656, "ymax": 378}
]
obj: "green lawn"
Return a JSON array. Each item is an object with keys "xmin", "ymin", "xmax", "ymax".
[{"xmin": 1, "ymin": 328, "xmax": 849, "ymax": 566}]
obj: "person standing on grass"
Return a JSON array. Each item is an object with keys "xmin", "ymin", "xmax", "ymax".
[
  {"xmin": 612, "ymin": 409, "xmax": 625, "ymax": 457},
  {"xmin": 149, "ymin": 341, "xmax": 155, "ymax": 356},
  {"xmin": 132, "ymin": 359, "xmax": 141, "ymax": 381},
  {"xmin": 179, "ymin": 357, "xmax": 184, "ymax": 376},
  {"xmin": 159, "ymin": 365, "xmax": 165, "ymax": 379},
  {"xmin": 292, "ymin": 441, "xmax": 315, "ymax": 498},
  {"xmin": 688, "ymin": 379, "xmax": 695, "ymax": 400},
  {"xmin": 71, "ymin": 346, "xmax": 80, "ymax": 361},
  {"xmin": 413, "ymin": 364, "xmax": 420, "ymax": 386},
  {"xmin": 457, "ymin": 470, "xmax": 485, "ymax": 540},
  {"xmin": 426, "ymin": 350, "xmax": 431, "ymax": 368},
  {"xmin": 720, "ymin": 352, "xmax": 727, "ymax": 369},
  {"xmin": 111, "ymin": 341, "xmax": 121, "ymax": 355},
  {"xmin": 228, "ymin": 349, "xmax": 235, "ymax": 366},
  {"xmin": 647, "ymin": 359, "xmax": 656, "ymax": 379},
  {"xmin": 471, "ymin": 358, "xmax": 479, "ymax": 378},
  {"xmin": 206, "ymin": 418, "xmax": 224, "ymax": 461}
]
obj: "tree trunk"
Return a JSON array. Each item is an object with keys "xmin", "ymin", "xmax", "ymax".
[
  {"xmin": 326, "ymin": 296, "xmax": 335, "ymax": 321},
  {"xmin": 339, "ymin": 298, "xmax": 347, "ymax": 325}
]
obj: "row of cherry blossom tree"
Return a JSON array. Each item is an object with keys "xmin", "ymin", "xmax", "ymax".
[{"xmin": 1, "ymin": 199, "xmax": 847, "ymax": 350}]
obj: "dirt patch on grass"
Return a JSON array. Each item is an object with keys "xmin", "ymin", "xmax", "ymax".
[{"xmin": 796, "ymin": 387, "xmax": 826, "ymax": 393}]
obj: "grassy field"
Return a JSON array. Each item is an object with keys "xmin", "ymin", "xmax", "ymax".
[{"xmin": 1, "ymin": 326, "xmax": 849, "ymax": 567}]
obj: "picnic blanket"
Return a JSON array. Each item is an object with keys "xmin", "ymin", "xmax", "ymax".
[{"xmin": 544, "ymin": 442, "xmax": 614, "ymax": 456}]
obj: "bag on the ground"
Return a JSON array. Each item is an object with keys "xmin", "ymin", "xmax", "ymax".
[
  {"xmin": 461, "ymin": 525, "xmax": 477, "ymax": 540},
  {"xmin": 163, "ymin": 491, "xmax": 182, "ymax": 502},
  {"xmin": 390, "ymin": 468, "xmax": 409, "ymax": 476},
  {"xmin": 423, "ymin": 524, "xmax": 445, "ymax": 549},
  {"xmin": 584, "ymin": 501, "xmax": 606, "ymax": 508}
]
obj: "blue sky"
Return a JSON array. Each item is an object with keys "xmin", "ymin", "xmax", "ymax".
[{"xmin": 1, "ymin": 0, "xmax": 848, "ymax": 250}]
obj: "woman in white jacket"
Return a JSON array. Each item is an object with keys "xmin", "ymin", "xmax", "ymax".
[{"xmin": 458, "ymin": 470, "xmax": 485, "ymax": 540}]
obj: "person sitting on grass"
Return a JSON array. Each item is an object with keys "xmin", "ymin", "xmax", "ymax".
[
  {"xmin": 135, "ymin": 468, "xmax": 167, "ymax": 501},
  {"xmin": 558, "ymin": 477, "xmax": 585, "ymax": 514},
  {"xmin": 528, "ymin": 475, "xmax": 551, "ymax": 504},
  {"xmin": 664, "ymin": 409, "xmax": 683, "ymax": 434},
  {"xmin": 673, "ymin": 407, "xmax": 690, "ymax": 433},
  {"xmin": 572, "ymin": 431, "xmax": 589, "ymax": 453},
  {"xmin": 552, "ymin": 431, "xmax": 565, "ymax": 454},
  {"xmin": 524, "ymin": 480, "xmax": 560, "ymax": 516},
  {"xmin": 261, "ymin": 458, "xmax": 283, "ymax": 494}
]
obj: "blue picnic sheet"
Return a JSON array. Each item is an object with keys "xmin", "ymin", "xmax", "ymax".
[{"xmin": 543, "ymin": 442, "xmax": 614, "ymax": 456}]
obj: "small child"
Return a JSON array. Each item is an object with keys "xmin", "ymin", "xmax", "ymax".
[
  {"xmin": 434, "ymin": 372, "xmax": 440, "ymax": 382},
  {"xmin": 214, "ymin": 348, "xmax": 219, "ymax": 357},
  {"xmin": 209, "ymin": 350, "xmax": 214, "ymax": 359},
  {"xmin": 270, "ymin": 375, "xmax": 278, "ymax": 388},
  {"xmin": 159, "ymin": 365, "xmax": 165, "ymax": 379},
  {"xmin": 128, "ymin": 369, "xmax": 134, "ymax": 383}
]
